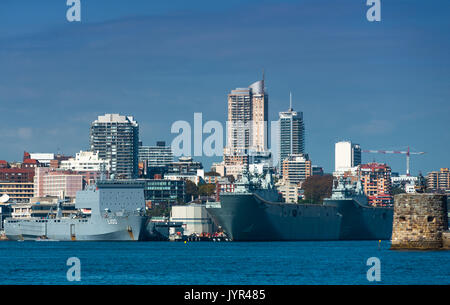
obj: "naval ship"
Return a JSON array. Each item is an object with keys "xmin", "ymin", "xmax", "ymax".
[
  {"xmin": 4, "ymin": 180, "xmax": 148, "ymax": 241},
  {"xmin": 206, "ymin": 172, "xmax": 393, "ymax": 241}
]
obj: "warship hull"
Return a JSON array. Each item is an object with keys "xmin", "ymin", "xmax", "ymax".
[
  {"xmin": 4, "ymin": 215, "xmax": 147, "ymax": 241},
  {"xmin": 206, "ymin": 193, "xmax": 393, "ymax": 241}
]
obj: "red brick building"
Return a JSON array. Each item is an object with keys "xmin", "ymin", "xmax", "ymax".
[{"xmin": 0, "ymin": 168, "xmax": 35, "ymax": 183}]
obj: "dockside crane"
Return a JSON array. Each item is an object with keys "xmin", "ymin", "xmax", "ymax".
[{"xmin": 362, "ymin": 146, "xmax": 425, "ymax": 176}]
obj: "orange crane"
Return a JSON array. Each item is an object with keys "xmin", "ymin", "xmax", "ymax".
[{"xmin": 362, "ymin": 146, "xmax": 425, "ymax": 176}]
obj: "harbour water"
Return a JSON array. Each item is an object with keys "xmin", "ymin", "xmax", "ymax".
[{"xmin": 0, "ymin": 241, "xmax": 448, "ymax": 285}]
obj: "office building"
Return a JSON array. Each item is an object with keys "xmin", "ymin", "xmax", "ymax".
[
  {"xmin": 34, "ymin": 168, "xmax": 84, "ymax": 198},
  {"xmin": 138, "ymin": 141, "xmax": 173, "ymax": 179},
  {"xmin": 279, "ymin": 92, "xmax": 305, "ymax": 168},
  {"xmin": 90, "ymin": 113, "xmax": 139, "ymax": 179},
  {"xmin": 281, "ymin": 153, "xmax": 312, "ymax": 185},
  {"xmin": 335, "ymin": 141, "xmax": 361, "ymax": 172},
  {"xmin": 141, "ymin": 179, "xmax": 186, "ymax": 204},
  {"xmin": 138, "ymin": 141, "xmax": 173, "ymax": 167}
]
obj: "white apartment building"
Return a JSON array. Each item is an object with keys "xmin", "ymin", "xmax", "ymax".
[{"xmin": 60, "ymin": 150, "xmax": 110, "ymax": 172}]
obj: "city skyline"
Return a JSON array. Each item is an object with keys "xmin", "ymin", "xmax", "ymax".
[{"xmin": 1, "ymin": 0, "xmax": 449, "ymax": 175}]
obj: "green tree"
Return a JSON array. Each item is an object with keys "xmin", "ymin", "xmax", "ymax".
[
  {"xmin": 146, "ymin": 203, "xmax": 170, "ymax": 217},
  {"xmin": 185, "ymin": 180, "xmax": 199, "ymax": 201},
  {"xmin": 198, "ymin": 183, "xmax": 216, "ymax": 196},
  {"xmin": 302, "ymin": 175, "xmax": 333, "ymax": 204},
  {"xmin": 205, "ymin": 171, "xmax": 220, "ymax": 176},
  {"xmin": 391, "ymin": 187, "xmax": 406, "ymax": 195}
]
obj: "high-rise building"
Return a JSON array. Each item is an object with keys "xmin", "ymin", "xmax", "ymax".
[
  {"xmin": 249, "ymin": 79, "xmax": 269, "ymax": 153},
  {"xmin": 279, "ymin": 92, "xmax": 305, "ymax": 170},
  {"xmin": 426, "ymin": 168, "xmax": 450, "ymax": 192},
  {"xmin": 138, "ymin": 141, "xmax": 173, "ymax": 167},
  {"xmin": 358, "ymin": 162, "xmax": 392, "ymax": 206},
  {"xmin": 335, "ymin": 141, "xmax": 361, "ymax": 172},
  {"xmin": 90, "ymin": 114, "xmax": 139, "ymax": 179},
  {"xmin": 223, "ymin": 76, "xmax": 269, "ymax": 176}
]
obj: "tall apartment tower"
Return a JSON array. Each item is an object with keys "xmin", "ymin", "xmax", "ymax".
[
  {"xmin": 224, "ymin": 76, "xmax": 269, "ymax": 168},
  {"xmin": 334, "ymin": 141, "xmax": 361, "ymax": 172},
  {"xmin": 279, "ymin": 92, "xmax": 305, "ymax": 168},
  {"xmin": 90, "ymin": 114, "xmax": 139, "ymax": 179}
]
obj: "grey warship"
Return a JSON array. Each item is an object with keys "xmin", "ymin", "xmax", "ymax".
[
  {"xmin": 206, "ymin": 173, "xmax": 393, "ymax": 241},
  {"xmin": 4, "ymin": 180, "xmax": 148, "ymax": 241}
]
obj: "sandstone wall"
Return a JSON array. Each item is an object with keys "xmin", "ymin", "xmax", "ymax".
[{"xmin": 391, "ymin": 193, "xmax": 448, "ymax": 250}]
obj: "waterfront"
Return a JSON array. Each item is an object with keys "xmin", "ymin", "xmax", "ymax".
[{"xmin": 0, "ymin": 241, "xmax": 448, "ymax": 285}]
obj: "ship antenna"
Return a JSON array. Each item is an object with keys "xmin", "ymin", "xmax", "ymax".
[{"xmin": 56, "ymin": 200, "xmax": 63, "ymax": 219}]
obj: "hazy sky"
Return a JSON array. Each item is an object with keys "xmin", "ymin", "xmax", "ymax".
[{"xmin": 0, "ymin": 0, "xmax": 449, "ymax": 175}]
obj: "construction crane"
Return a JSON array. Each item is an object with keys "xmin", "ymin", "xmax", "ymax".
[{"xmin": 362, "ymin": 146, "xmax": 425, "ymax": 176}]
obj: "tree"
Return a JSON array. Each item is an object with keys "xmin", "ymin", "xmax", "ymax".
[
  {"xmin": 198, "ymin": 183, "xmax": 216, "ymax": 196},
  {"xmin": 146, "ymin": 203, "xmax": 170, "ymax": 217},
  {"xmin": 302, "ymin": 175, "xmax": 333, "ymax": 204},
  {"xmin": 185, "ymin": 180, "xmax": 198, "ymax": 201},
  {"xmin": 225, "ymin": 175, "xmax": 235, "ymax": 184},
  {"xmin": 391, "ymin": 187, "xmax": 406, "ymax": 195},
  {"xmin": 205, "ymin": 171, "xmax": 220, "ymax": 176}
]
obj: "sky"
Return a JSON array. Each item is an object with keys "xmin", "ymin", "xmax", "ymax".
[{"xmin": 0, "ymin": 0, "xmax": 449, "ymax": 175}]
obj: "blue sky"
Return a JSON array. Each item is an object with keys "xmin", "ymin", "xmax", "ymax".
[{"xmin": 0, "ymin": 0, "xmax": 449, "ymax": 175}]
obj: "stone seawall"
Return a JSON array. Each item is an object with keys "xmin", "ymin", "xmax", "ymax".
[
  {"xmin": 443, "ymin": 232, "xmax": 450, "ymax": 250},
  {"xmin": 391, "ymin": 193, "xmax": 448, "ymax": 250}
]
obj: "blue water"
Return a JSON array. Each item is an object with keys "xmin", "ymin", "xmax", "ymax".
[{"xmin": 0, "ymin": 241, "xmax": 448, "ymax": 285}]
